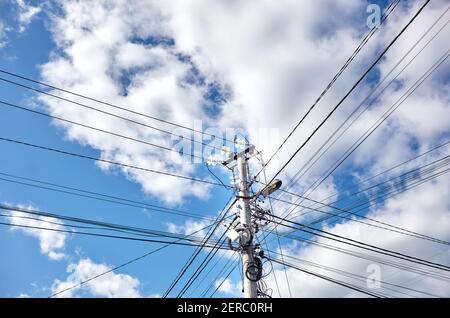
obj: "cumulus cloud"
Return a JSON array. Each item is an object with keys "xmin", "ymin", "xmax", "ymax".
[
  {"xmin": 167, "ymin": 218, "xmax": 210, "ymax": 237},
  {"xmin": 265, "ymin": 172, "xmax": 450, "ymax": 297},
  {"xmin": 214, "ymin": 277, "xmax": 241, "ymax": 296},
  {"xmin": 0, "ymin": 21, "xmax": 9, "ymax": 48},
  {"xmin": 33, "ymin": 0, "xmax": 450, "ymax": 297},
  {"xmin": 16, "ymin": 0, "xmax": 41, "ymax": 32},
  {"xmin": 37, "ymin": 0, "xmax": 390, "ymax": 204},
  {"xmin": 38, "ymin": 0, "xmax": 219, "ymax": 205},
  {"xmin": 5, "ymin": 205, "xmax": 67, "ymax": 261},
  {"xmin": 51, "ymin": 258, "xmax": 142, "ymax": 298}
]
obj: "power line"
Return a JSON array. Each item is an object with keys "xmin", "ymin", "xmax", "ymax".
[
  {"xmin": 0, "ymin": 0, "xmax": 445, "ymax": 299},
  {"xmin": 266, "ymin": 0, "xmax": 431, "ymax": 186},
  {"xmin": 293, "ymin": 139, "xmax": 450, "ymax": 214},
  {"xmin": 176, "ymin": 202, "xmax": 240, "ymax": 298},
  {"xmin": 262, "ymin": 166, "xmax": 450, "ymax": 272},
  {"xmin": 177, "ymin": 233, "xmax": 232, "ymax": 297},
  {"xmin": 186, "ymin": 246, "xmax": 232, "ymax": 297},
  {"xmin": 267, "ymin": 249, "xmax": 446, "ymax": 298},
  {"xmin": 0, "ymin": 204, "xmax": 223, "ymax": 245},
  {"xmin": 46, "ymin": 201, "xmax": 234, "ymax": 298},
  {"xmin": 259, "ymin": 154, "xmax": 292, "ymax": 297},
  {"xmin": 259, "ymin": 43, "xmax": 449, "ymax": 244},
  {"xmin": 0, "ymin": 221, "xmax": 228, "ymax": 249},
  {"xmin": 0, "ymin": 77, "xmax": 230, "ymax": 153},
  {"xmin": 162, "ymin": 198, "xmax": 237, "ymax": 297},
  {"xmin": 0, "ymin": 99, "xmax": 210, "ymax": 162},
  {"xmin": 262, "ymin": 168, "xmax": 450, "ymax": 262},
  {"xmin": 0, "ymin": 69, "xmax": 235, "ymax": 145},
  {"xmin": 329, "ymin": 169, "xmax": 450, "ymax": 227},
  {"xmin": 266, "ymin": 156, "xmax": 450, "ymax": 245},
  {"xmin": 273, "ymin": 10, "xmax": 450, "ymax": 226},
  {"xmin": 0, "ymin": 171, "xmax": 224, "ymax": 222},
  {"xmin": 203, "ymin": 255, "xmax": 240, "ymax": 297},
  {"xmin": 330, "ymin": 155, "xmax": 450, "ymax": 207},
  {"xmin": 261, "ymin": 229, "xmax": 450, "ymax": 282},
  {"xmin": 260, "ymin": 154, "xmax": 450, "ymax": 247},
  {"xmin": 287, "ymin": 44, "xmax": 450, "ymax": 216},
  {"xmin": 210, "ymin": 260, "xmax": 240, "ymax": 298},
  {"xmin": 265, "ymin": 214, "xmax": 450, "ymax": 272},
  {"xmin": 280, "ymin": 50, "xmax": 450, "ymax": 227},
  {"xmin": 278, "ymin": 9, "xmax": 449, "ymax": 199},
  {"xmin": 263, "ymin": 18, "xmax": 450, "ymax": 247},
  {"xmin": 256, "ymin": 170, "xmax": 450, "ymax": 296},
  {"xmin": 0, "ymin": 212, "xmax": 221, "ymax": 243},
  {"xmin": 265, "ymin": 256, "xmax": 382, "ymax": 298},
  {"xmin": 258, "ymin": 140, "xmax": 450, "ymax": 296},
  {"xmin": 0, "ymin": 136, "xmax": 234, "ymax": 189},
  {"xmin": 270, "ymin": 167, "xmax": 450, "ymax": 246},
  {"xmin": 259, "ymin": 0, "xmax": 401, "ymax": 172},
  {"xmin": 199, "ymin": 254, "xmax": 237, "ymax": 297}
]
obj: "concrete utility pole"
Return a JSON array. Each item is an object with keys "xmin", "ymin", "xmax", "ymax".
[
  {"xmin": 221, "ymin": 144, "xmax": 282, "ymax": 298},
  {"xmin": 236, "ymin": 154, "xmax": 258, "ymax": 298},
  {"xmin": 221, "ymin": 145, "xmax": 258, "ymax": 298}
]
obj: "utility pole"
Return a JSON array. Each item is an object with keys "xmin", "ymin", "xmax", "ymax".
[
  {"xmin": 221, "ymin": 144, "xmax": 282, "ymax": 298},
  {"xmin": 221, "ymin": 145, "xmax": 258, "ymax": 298},
  {"xmin": 236, "ymin": 154, "xmax": 258, "ymax": 298}
]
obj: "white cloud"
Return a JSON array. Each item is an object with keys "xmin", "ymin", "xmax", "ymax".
[
  {"xmin": 0, "ymin": 20, "xmax": 10, "ymax": 48},
  {"xmin": 214, "ymin": 277, "xmax": 241, "ymax": 296},
  {"xmin": 35, "ymin": 0, "xmax": 382, "ymax": 206},
  {"xmin": 6, "ymin": 205, "xmax": 67, "ymax": 261},
  {"xmin": 39, "ymin": 0, "xmax": 215, "ymax": 205},
  {"xmin": 4, "ymin": 205, "xmax": 144, "ymax": 298},
  {"xmin": 33, "ymin": 0, "xmax": 450, "ymax": 297},
  {"xmin": 167, "ymin": 218, "xmax": 209, "ymax": 237},
  {"xmin": 16, "ymin": 0, "xmax": 41, "ymax": 32},
  {"xmin": 51, "ymin": 258, "xmax": 142, "ymax": 298},
  {"xmin": 265, "ymin": 173, "xmax": 450, "ymax": 297}
]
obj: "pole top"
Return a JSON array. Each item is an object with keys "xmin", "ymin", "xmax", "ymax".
[{"xmin": 221, "ymin": 145, "xmax": 257, "ymax": 168}]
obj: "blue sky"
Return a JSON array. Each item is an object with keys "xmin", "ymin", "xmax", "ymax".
[
  {"xmin": 0, "ymin": 0, "xmax": 236, "ymax": 297},
  {"xmin": 0, "ymin": 0, "xmax": 449, "ymax": 298}
]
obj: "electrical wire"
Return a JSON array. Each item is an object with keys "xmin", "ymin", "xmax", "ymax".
[
  {"xmin": 201, "ymin": 254, "xmax": 239, "ymax": 297},
  {"xmin": 0, "ymin": 136, "xmax": 234, "ymax": 189},
  {"xmin": 162, "ymin": 198, "xmax": 236, "ymax": 297},
  {"xmin": 210, "ymin": 260, "xmax": 240, "ymax": 298},
  {"xmin": 0, "ymin": 99, "xmax": 211, "ymax": 162},
  {"xmin": 258, "ymin": 0, "xmax": 401, "ymax": 173},
  {"xmin": 267, "ymin": 249, "xmax": 446, "ymax": 298},
  {"xmin": 0, "ymin": 204, "xmax": 224, "ymax": 245},
  {"xmin": 274, "ymin": 140, "xmax": 450, "ymax": 230},
  {"xmin": 259, "ymin": 44, "xmax": 449, "ymax": 244},
  {"xmin": 261, "ymin": 160, "xmax": 450, "ymax": 248},
  {"xmin": 0, "ymin": 221, "xmax": 228, "ymax": 249},
  {"xmin": 0, "ymin": 173, "xmax": 219, "ymax": 222},
  {"xmin": 265, "ymin": 0, "xmax": 431, "ymax": 187},
  {"xmin": 0, "ymin": 69, "xmax": 235, "ymax": 145},
  {"xmin": 265, "ymin": 215, "xmax": 450, "ymax": 272},
  {"xmin": 262, "ymin": 229, "xmax": 450, "ymax": 282},
  {"xmin": 265, "ymin": 256, "xmax": 383, "ymax": 298},
  {"xmin": 259, "ymin": 154, "xmax": 292, "ymax": 297},
  {"xmin": 264, "ymin": 156, "xmax": 450, "ymax": 245},
  {"xmin": 266, "ymin": 169, "xmax": 450, "ymax": 260},
  {"xmin": 286, "ymin": 42, "xmax": 450, "ymax": 218},
  {"xmin": 0, "ymin": 80, "xmax": 235, "ymax": 155},
  {"xmin": 47, "ymin": 200, "xmax": 235, "ymax": 298},
  {"xmin": 279, "ymin": 9, "xmax": 450, "ymax": 199}
]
